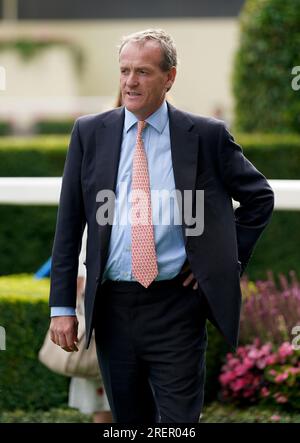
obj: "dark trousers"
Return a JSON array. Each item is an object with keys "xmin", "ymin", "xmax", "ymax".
[{"xmin": 94, "ymin": 274, "xmax": 208, "ymax": 423}]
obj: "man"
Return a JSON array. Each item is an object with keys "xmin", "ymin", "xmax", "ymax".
[{"xmin": 49, "ymin": 29, "xmax": 274, "ymax": 423}]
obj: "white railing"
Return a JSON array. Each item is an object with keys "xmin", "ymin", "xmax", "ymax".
[
  {"xmin": 0, "ymin": 177, "xmax": 62, "ymax": 205},
  {"xmin": 0, "ymin": 178, "xmax": 299, "ymax": 210}
]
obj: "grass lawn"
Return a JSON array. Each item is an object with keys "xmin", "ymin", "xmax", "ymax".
[{"xmin": 1, "ymin": 403, "xmax": 299, "ymax": 423}]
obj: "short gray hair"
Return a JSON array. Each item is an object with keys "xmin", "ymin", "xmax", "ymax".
[{"xmin": 118, "ymin": 29, "xmax": 177, "ymax": 72}]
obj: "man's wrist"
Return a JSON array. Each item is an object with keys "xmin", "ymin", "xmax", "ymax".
[{"xmin": 50, "ymin": 307, "xmax": 76, "ymax": 317}]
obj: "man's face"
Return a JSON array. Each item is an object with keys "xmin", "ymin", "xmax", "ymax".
[{"xmin": 119, "ymin": 40, "xmax": 176, "ymax": 120}]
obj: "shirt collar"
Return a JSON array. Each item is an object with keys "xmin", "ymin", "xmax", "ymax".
[{"xmin": 124, "ymin": 101, "xmax": 168, "ymax": 134}]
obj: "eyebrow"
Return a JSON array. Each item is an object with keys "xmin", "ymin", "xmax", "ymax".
[{"xmin": 120, "ymin": 65, "xmax": 153, "ymax": 70}]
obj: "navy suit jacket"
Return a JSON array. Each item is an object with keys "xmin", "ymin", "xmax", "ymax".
[{"xmin": 49, "ymin": 103, "xmax": 274, "ymax": 350}]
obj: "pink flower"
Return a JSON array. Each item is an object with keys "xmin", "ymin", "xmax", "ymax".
[
  {"xmin": 244, "ymin": 357, "xmax": 255, "ymax": 369},
  {"xmin": 231, "ymin": 379, "xmax": 247, "ymax": 391},
  {"xmin": 234, "ymin": 364, "xmax": 249, "ymax": 376},
  {"xmin": 242, "ymin": 373, "xmax": 255, "ymax": 385},
  {"xmin": 237, "ymin": 347, "xmax": 247, "ymax": 358},
  {"xmin": 275, "ymin": 395, "xmax": 288, "ymax": 404},
  {"xmin": 261, "ymin": 343, "xmax": 272, "ymax": 354},
  {"xmin": 253, "ymin": 376, "xmax": 261, "ymax": 387},
  {"xmin": 256, "ymin": 358, "xmax": 268, "ymax": 369},
  {"xmin": 274, "ymin": 372, "xmax": 289, "ymax": 383},
  {"xmin": 260, "ymin": 387, "xmax": 270, "ymax": 397},
  {"xmin": 227, "ymin": 357, "xmax": 240, "ymax": 369},
  {"xmin": 248, "ymin": 348, "xmax": 260, "ymax": 359},
  {"xmin": 219, "ymin": 371, "xmax": 236, "ymax": 385},
  {"xmin": 266, "ymin": 354, "xmax": 277, "ymax": 365},
  {"xmin": 219, "ymin": 335, "xmax": 300, "ymax": 409},
  {"xmin": 253, "ymin": 338, "xmax": 261, "ymax": 348},
  {"xmin": 277, "ymin": 342, "xmax": 294, "ymax": 361},
  {"xmin": 242, "ymin": 389, "xmax": 255, "ymax": 398},
  {"xmin": 270, "ymin": 415, "xmax": 281, "ymax": 421}
]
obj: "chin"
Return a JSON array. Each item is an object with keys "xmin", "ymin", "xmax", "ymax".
[
  {"xmin": 124, "ymin": 102, "xmax": 140, "ymax": 114},
  {"xmin": 124, "ymin": 104, "xmax": 135, "ymax": 113}
]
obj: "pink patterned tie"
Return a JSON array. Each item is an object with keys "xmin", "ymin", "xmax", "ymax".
[{"xmin": 131, "ymin": 120, "xmax": 158, "ymax": 288}]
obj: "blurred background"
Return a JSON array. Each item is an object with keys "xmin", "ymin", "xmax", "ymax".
[
  {"xmin": 0, "ymin": 0, "xmax": 299, "ymax": 424},
  {"xmin": 0, "ymin": 0, "xmax": 244, "ymax": 131}
]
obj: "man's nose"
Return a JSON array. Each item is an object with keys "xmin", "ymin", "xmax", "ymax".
[{"xmin": 126, "ymin": 72, "xmax": 139, "ymax": 87}]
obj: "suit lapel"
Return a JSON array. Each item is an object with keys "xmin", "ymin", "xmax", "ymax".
[
  {"xmin": 168, "ymin": 103, "xmax": 199, "ymax": 244},
  {"xmin": 95, "ymin": 107, "xmax": 125, "ymax": 264}
]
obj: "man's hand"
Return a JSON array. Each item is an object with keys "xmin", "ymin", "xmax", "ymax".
[
  {"xmin": 180, "ymin": 262, "xmax": 198, "ymax": 290},
  {"xmin": 49, "ymin": 316, "xmax": 79, "ymax": 352}
]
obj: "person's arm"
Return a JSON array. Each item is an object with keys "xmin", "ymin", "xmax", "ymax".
[
  {"xmin": 217, "ymin": 123, "xmax": 274, "ymax": 275},
  {"xmin": 49, "ymin": 119, "xmax": 86, "ymax": 352},
  {"xmin": 50, "ymin": 225, "xmax": 87, "ymax": 319}
]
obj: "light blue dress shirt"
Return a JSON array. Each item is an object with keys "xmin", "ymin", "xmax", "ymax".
[{"xmin": 51, "ymin": 101, "xmax": 187, "ymax": 317}]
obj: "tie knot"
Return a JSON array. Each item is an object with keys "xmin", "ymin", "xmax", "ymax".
[{"xmin": 137, "ymin": 120, "xmax": 147, "ymax": 138}]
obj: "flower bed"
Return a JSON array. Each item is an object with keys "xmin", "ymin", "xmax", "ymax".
[
  {"xmin": 219, "ymin": 272, "xmax": 300, "ymax": 410},
  {"xmin": 219, "ymin": 340, "xmax": 300, "ymax": 410}
]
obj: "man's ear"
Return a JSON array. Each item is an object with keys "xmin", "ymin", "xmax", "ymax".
[{"xmin": 166, "ymin": 66, "xmax": 177, "ymax": 92}]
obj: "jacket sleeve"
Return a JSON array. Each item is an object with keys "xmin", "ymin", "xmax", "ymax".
[
  {"xmin": 49, "ymin": 119, "xmax": 86, "ymax": 308},
  {"xmin": 217, "ymin": 123, "xmax": 274, "ymax": 275}
]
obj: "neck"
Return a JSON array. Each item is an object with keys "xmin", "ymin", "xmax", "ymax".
[{"xmin": 130, "ymin": 99, "xmax": 166, "ymax": 121}]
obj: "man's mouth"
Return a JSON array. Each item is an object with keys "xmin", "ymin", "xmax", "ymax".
[{"xmin": 127, "ymin": 92, "xmax": 141, "ymax": 96}]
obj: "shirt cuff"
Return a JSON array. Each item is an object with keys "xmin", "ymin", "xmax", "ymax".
[{"xmin": 50, "ymin": 307, "xmax": 76, "ymax": 317}]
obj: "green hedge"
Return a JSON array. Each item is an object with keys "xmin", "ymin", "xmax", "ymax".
[
  {"xmin": 34, "ymin": 120, "xmax": 75, "ymax": 135},
  {"xmin": 0, "ymin": 122, "xmax": 11, "ymax": 136},
  {"xmin": 0, "ymin": 275, "xmax": 69, "ymax": 411},
  {"xmin": 0, "ymin": 205, "xmax": 57, "ymax": 275},
  {"xmin": 0, "ymin": 120, "xmax": 75, "ymax": 137},
  {"xmin": 1, "ymin": 133, "xmax": 300, "ymax": 178},
  {"xmin": 233, "ymin": 0, "xmax": 300, "ymax": 133},
  {"xmin": 245, "ymin": 211, "xmax": 300, "ymax": 281},
  {"xmin": 237, "ymin": 133, "xmax": 300, "ymax": 179},
  {"xmin": 0, "ymin": 136, "xmax": 67, "ymax": 176},
  {"xmin": 0, "ymin": 274, "xmax": 227, "ymax": 410}
]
